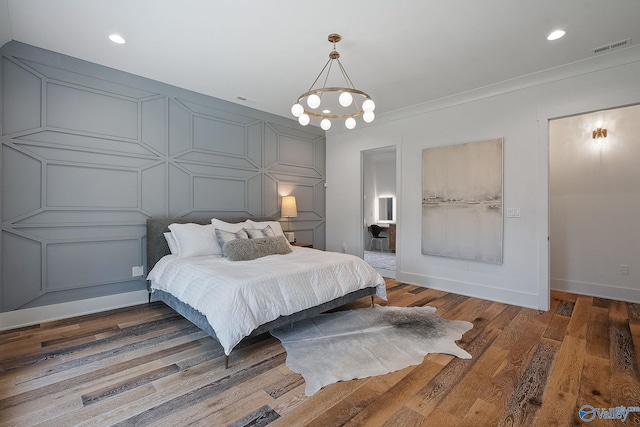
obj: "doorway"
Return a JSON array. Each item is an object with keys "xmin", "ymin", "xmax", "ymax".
[
  {"xmin": 361, "ymin": 146, "xmax": 397, "ymax": 278},
  {"xmin": 549, "ymin": 104, "xmax": 640, "ymax": 302}
]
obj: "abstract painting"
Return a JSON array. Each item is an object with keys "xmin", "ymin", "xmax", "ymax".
[{"xmin": 422, "ymin": 138, "xmax": 503, "ymax": 264}]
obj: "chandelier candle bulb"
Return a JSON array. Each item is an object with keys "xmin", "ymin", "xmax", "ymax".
[
  {"xmin": 345, "ymin": 117, "xmax": 356, "ymax": 129},
  {"xmin": 363, "ymin": 111, "xmax": 375, "ymax": 123},
  {"xmin": 362, "ymin": 99, "xmax": 376, "ymax": 112},
  {"xmin": 307, "ymin": 94, "xmax": 321, "ymax": 109},
  {"xmin": 291, "ymin": 103, "xmax": 304, "ymax": 117},
  {"xmin": 291, "ymin": 33, "xmax": 375, "ymax": 130},
  {"xmin": 298, "ymin": 114, "xmax": 310, "ymax": 126},
  {"xmin": 339, "ymin": 92, "xmax": 353, "ymax": 107}
]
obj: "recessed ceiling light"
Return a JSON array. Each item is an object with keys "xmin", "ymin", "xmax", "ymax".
[
  {"xmin": 108, "ymin": 34, "xmax": 126, "ymax": 44},
  {"xmin": 547, "ymin": 30, "xmax": 566, "ymax": 41}
]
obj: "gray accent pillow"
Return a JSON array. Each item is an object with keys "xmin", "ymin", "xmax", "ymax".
[
  {"xmin": 223, "ymin": 235, "xmax": 293, "ymax": 261},
  {"xmin": 215, "ymin": 228, "xmax": 249, "ymax": 249},
  {"xmin": 246, "ymin": 225, "xmax": 276, "ymax": 238}
]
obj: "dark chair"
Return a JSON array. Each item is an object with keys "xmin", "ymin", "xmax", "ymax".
[{"xmin": 368, "ymin": 224, "xmax": 387, "ymax": 252}]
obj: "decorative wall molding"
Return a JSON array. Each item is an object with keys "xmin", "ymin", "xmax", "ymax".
[{"xmin": 1, "ymin": 42, "xmax": 325, "ymax": 312}]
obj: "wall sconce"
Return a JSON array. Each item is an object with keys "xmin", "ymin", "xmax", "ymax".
[
  {"xmin": 281, "ymin": 196, "xmax": 297, "ymax": 243},
  {"xmin": 592, "ymin": 127, "xmax": 608, "ymax": 139}
]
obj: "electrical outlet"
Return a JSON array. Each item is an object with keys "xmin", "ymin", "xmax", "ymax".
[
  {"xmin": 621, "ymin": 265, "xmax": 630, "ymax": 275},
  {"xmin": 132, "ymin": 266, "xmax": 144, "ymax": 277},
  {"xmin": 341, "ymin": 243, "xmax": 347, "ymax": 253}
]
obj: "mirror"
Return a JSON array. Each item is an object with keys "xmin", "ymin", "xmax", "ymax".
[{"xmin": 378, "ymin": 196, "xmax": 395, "ymax": 223}]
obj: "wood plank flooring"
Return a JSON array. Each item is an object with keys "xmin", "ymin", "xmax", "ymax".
[{"xmin": 1, "ymin": 279, "xmax": 639, "ymax": 426}]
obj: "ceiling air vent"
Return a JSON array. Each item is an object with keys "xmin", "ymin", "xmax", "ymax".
[
  {"xmin": 591, "ymin": 38, "xmax": 632, "ymax": 55},
  {"xmin": 236, "ymin": 96, "xmax": 257, "ymax": 103}
]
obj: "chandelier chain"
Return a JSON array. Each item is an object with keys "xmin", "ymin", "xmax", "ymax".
[
  {"xmin": 307, "ymin": 58, "xmax": 332, "ymax": 93},
  {"xmin": 336, "ymin": 59, "xmax": 356, "ymax": 90}
]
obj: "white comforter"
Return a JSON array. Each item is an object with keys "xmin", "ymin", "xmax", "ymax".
[{"xmin": 147, "ymin": 247, "xmax": 387, "ymax": 355}]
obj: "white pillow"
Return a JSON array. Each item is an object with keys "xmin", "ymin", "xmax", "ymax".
[
  {"xmin": 245, "ymin": 220, "xmax": 286, "ymax": 240},
  {"xmin": 163, "ymin": 232, "xmax": 179, "ymax": 254},
  {"xmin": 212, "ymin": 218, "xmax": 251, "ymax": 233},
  {"xmin": 168, "ymin": 223, "xmax": 218, "ymax": 257}
]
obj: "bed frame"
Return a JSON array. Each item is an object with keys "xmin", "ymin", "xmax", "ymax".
[{"xmin": 146, "ymin": 216, "xmax": 377, "ymax": 367}]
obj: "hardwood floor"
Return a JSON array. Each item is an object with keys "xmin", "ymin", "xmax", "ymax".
[{"xmin": 1, "ymin": 279, "xmax": 639, "ymax": 426}]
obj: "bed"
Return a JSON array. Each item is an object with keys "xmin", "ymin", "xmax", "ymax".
[{"xmin": 146, "ymin": 217, "xmax": 387, "ymax": 367}]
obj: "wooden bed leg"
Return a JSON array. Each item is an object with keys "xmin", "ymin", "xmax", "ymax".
[
  {"xmin": 148, "ymin": 292, "xmax": 151, "ymax": 306},
  {"xmin": 371, "ymin": 295, "xmax": 374, "ymax": 307},
  {"xmin": 225, "ymin": 355, "xmax": 229, "ymax": 369}
]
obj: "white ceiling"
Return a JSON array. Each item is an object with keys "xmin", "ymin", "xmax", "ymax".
[{"xmin": 1, "ymin": 0, "xmax": 639, "ymax": 122}]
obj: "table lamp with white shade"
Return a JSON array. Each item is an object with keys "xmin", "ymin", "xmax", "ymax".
[{"xmin": 281, "ymin": 196, "xmax": 297, "ymax": 243}]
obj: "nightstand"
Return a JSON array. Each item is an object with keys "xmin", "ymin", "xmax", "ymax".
[{"xmin": 291, "ymin": 242, "xmax": 313, "ymax": 248}]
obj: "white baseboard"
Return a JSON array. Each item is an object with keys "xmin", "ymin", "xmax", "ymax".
[
  {"xmin": 551, "ymin": 278, "xmax": 640, "ymax": 303},
  {"xmin": 0, "ymin": 290, "xmax": 149, "ymax": 331},
  {"xmin": 397, "ymin": 271, "xmax": 542, "ymax": 310},
  {"xmin": 375, "ymin": 267, "xmax": 396, "ymax": 279}
]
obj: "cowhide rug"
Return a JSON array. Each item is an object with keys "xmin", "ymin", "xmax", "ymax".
[{"xmin": 270, "ymin": 305, "xmax": 473, "ymax": 395}]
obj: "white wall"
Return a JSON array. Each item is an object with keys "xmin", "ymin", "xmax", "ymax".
[
  {"xmin": 550, "ymin": 105, "xmax": 640, "ymax": 302},
  {"xmin": 373, "ymin": 154, "xmax": 397, "ymax": 207},
  {"xmin": 363, "ymin": 149, "xmax": 396, "ymax": 226},
  {"xmin": 326, "ymin": 46, "xmax": 640, "ymax": 310}
]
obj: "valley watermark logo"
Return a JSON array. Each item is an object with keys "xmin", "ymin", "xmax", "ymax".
[{"xmin": 579, "ymin": 405, "xmax": 640, "ymax": 422}]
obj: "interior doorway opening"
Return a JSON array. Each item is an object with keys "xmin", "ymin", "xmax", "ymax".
[
  {"xmin": 549, "ymin": 103, "xmax": 640, "ymax": 302},
  {"xmin": 361, "ymin": 146, "xmax": 397, "ymax": 278}
]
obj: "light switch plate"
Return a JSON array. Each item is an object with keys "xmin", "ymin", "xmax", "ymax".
[{"xmin": 506, "ymin": 208, "xmax": 521, "ymax": 218}]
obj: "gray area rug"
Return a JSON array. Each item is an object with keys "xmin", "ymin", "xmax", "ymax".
[
  {"xmin": 364, "ymin": 250, "xmax": 396, "ymax": 270},
  {"xmin": 271, "ymin": 305, "xmax": 473, "ymax": 395}
]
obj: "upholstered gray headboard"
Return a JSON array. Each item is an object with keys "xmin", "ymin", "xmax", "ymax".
[{"xmin": 146, "ymin": 216, "xmax": 275, "ymax": 273}]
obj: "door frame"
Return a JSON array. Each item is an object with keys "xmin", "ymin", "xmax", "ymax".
[
  {"xmin": 537, "ymin": 89, "xmax": 640, "ymax": 310},
  {"xmin": 360, "ymin": 144, "xmax": 399, "ymax": 276}
]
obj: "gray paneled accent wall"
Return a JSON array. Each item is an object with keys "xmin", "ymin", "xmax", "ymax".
[{"xmin": 0, "ymin": 42, "xmax": 325, "ymax": 313}]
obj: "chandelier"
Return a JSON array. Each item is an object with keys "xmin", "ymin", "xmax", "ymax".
[{"xmin": 291, "ymin": 33, "xmax": 375, "ymax": 130}]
